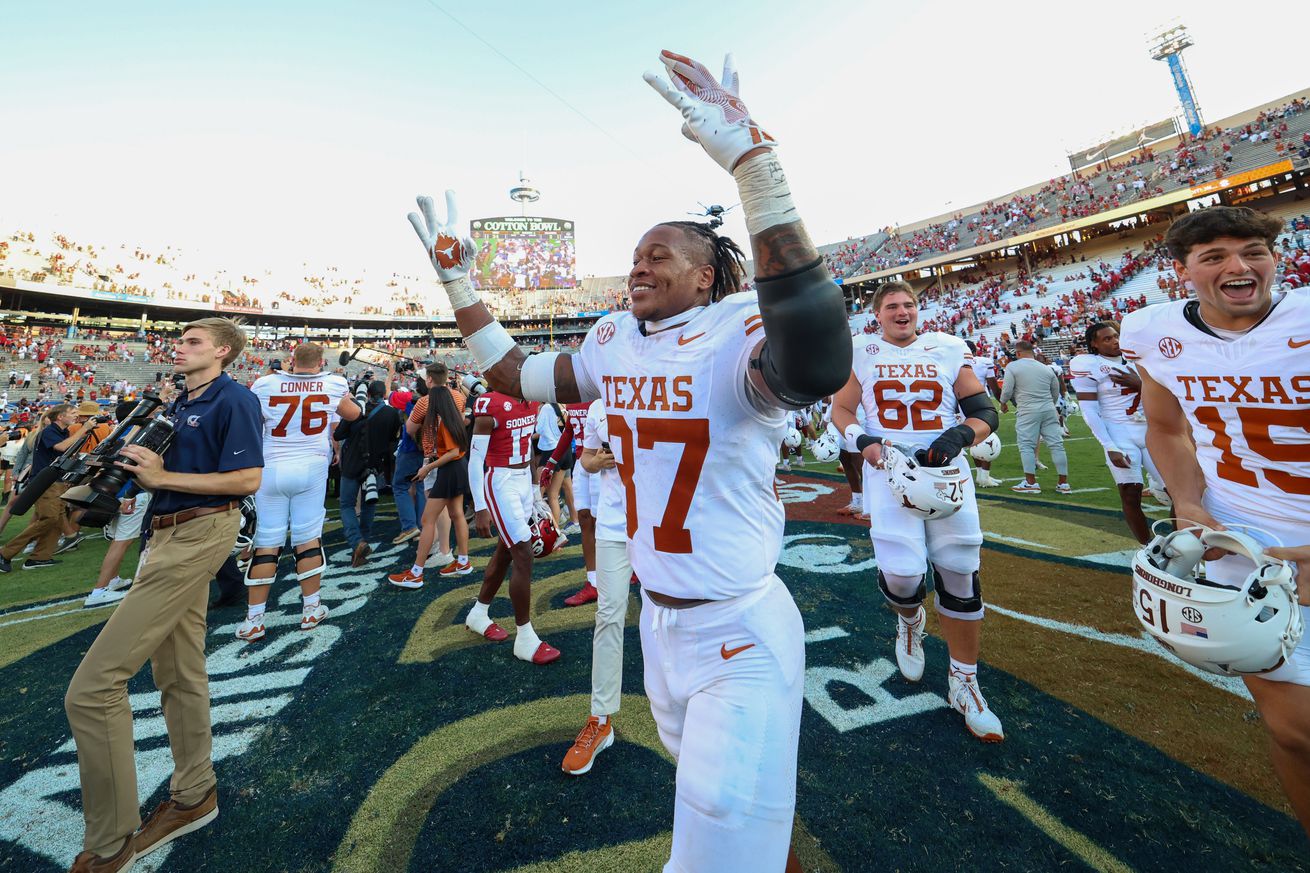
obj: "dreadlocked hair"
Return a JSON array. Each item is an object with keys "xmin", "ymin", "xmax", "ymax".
[
  {"xmin": 1084, "ymin": 321, "xmax": 1116, "ymax": 350},
  {"xmin": 657, "ymin": 221, "xmax": 747, "ymax": 303}
]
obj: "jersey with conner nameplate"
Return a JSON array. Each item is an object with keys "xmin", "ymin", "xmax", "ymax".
[{"xmin": 250, "ymin": 371, "xmax": 350, "ymax": 462}]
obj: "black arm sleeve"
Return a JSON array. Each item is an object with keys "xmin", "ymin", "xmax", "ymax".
[
  {"xmin": 958, "ymin": 391, "xmax": 999, "ymax": 434},
  {"xmin": 753, "ymin": 259, "xmax": 852, "ymax": 408}
]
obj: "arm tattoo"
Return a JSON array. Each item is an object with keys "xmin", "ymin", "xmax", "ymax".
[{"xmin": 750, "ymin": 220, "xmax": 818, "ymax": 280}]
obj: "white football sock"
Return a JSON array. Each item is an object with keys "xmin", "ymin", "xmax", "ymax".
[
  {"xmin": 303, "ymin": 593, "xmax": 320, "ymax": 609},
  {"xmin": 247, "ymin": 602, "xmax": 266, "ymax": 621},
  {"xmin": 586, "ymin": 570, "xmax": 596, "ymax": 586},
  {"xmin": 850, "ymin": 492, "xmax": 861, "ymax": 508},
  {"xmin": 465, "ymin": 599, "xmax": 492, "ymax": 634},
  {"xmin": 949, "ymin": 658, "xmax": 977, "ymax": 679},
  {"xmin": 514, "ymin": 621, "xmax": 543, "ymax": 661}
]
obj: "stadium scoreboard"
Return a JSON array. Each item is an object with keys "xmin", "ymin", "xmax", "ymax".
[{"xmin": 471, "ymin": 216, "xmax": 577, "ymax": 290}]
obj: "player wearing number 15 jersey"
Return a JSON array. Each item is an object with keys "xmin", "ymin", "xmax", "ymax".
[
  {"xmin": 408, "ymin": 50, "xmax": 854, "ymax": 872},
  {"xmin": 1122, "ymin": 206, "xmax": 1310, "ymax": 837},
  {"xmin": 464, "ymin": 390, "xmax": 562, "ymax": 665},
  {"xmin": 239, "ymin": 344, "xmax": 358, "ymax": 642},
  {"xmin": 831, "ymin": 280, "xmax": 1004, "ymax": 742}
]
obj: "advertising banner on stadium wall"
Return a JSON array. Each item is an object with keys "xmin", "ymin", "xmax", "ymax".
[
  {"xmin": 216, "ymin": 303, "xmax": 264, "ymax": 315},
  {"xmin": 90, "ymin": 289, "xmax": 153, "ymax": 304},
  {"xmin": 471, "ymin": 216, "xmax": 577, "ymax": 290},
  {"xmin": 1069, "ymin": 119, "xmax": 1178, "ymax": 171},
  {"xmin": 1186, "ymin": 160, "xmax": 1294, "ymax": 197}
]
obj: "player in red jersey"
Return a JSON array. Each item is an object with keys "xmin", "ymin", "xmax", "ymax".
[
  {"xmin": 464, "ymin": 390, "xmax": 560, "ymax": 664},
  {"xmin": 542, "ymin": 402, "xmax": 600, "ymax": 605}
]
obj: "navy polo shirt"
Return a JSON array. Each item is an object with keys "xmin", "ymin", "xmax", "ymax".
[
  {"xmin": 32, "ymin": 424, "xmax": 69, "ymax": 477},
  {"xmin": 150, "ymin": 372, "xmax": 264, "ymax": 516}
]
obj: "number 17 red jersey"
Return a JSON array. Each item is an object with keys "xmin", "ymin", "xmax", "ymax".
[{"xmin": 473, "ymin": 391, "xmax": 540, "ymax": 467}]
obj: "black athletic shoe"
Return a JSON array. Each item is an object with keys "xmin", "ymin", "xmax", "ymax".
[
  {"xmin": 0, "ymin": 556, "xmax": 11, "ymax": 573},
  {"xmin": 22, "ymin": 558, "xmax": 58, "ymax": 570},
  {"xmin": 55, "ymin": 533, "xmax": 87, "ymax": 555}
]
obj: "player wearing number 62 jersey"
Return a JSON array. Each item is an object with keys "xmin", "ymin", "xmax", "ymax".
[
  {"xmin": 408, "ymin": 49, "xmax": 854, "ymax": 872},
  {"xmin": 464, "ymin": 391, "xmax": 562, "ymax": 665},
  {"xmin": 1122, "ymin": 205, "xmax": 1310, "ymax": 837},
  {"xmin": 239, "ymin": 344, "xmax": 358, "ymax": 642},
  {"xmin": 831, "ymin": 280, "xmax": 1003, "ymax": 743},
  {"xmin": 1068, "ymin": 321, "xmax": 1163, "ymax": 544}
]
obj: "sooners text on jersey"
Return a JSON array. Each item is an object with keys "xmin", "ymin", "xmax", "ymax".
[
  {"xmin": 473, "ymin": 392, "xmax": 540, "ymax": 467},
  {"xmin": 1120, "ymin": 291, "xmax": 1310, "ymax": 522},
  {"xmin": 250, "ymin": 371, "xmax": 350, "ymax": 462}
]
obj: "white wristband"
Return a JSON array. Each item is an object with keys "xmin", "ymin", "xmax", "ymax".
[
  {"xmin": 444, "ymin": 275, "xmax": 480, "ymax": 310},
  {"xmin": 733, "ymin": 152, "xmax": 797, "ymax": 235},
  {"xmin": 520, "ymin": 352, "xmax": 560, "ymax": 403},
  {"xmin": 466, "ymin": 321, "xmax": 516, "ymax": 372}
]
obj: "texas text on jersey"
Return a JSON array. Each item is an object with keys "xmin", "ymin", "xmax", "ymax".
[
  {"xmin": 574, "ymin": 294, "xmax": 788, "ymax": 601},
  {"xmin": 852, "ymin": 331, "xmax": 973, "ymax": 451},
  {"xmin": 1120, "ymin": 290, "xmax": 1310, "ymax": 522},
  {"xmin": 250, "ymin": 371, "xmax": 350, "ymax": 462}
]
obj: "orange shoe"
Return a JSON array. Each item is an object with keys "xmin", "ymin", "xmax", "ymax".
[
  {"xmin": 439, "ymin": 559, "xmax": 472, "ymax": 577},
  {"xmin": 561, "ymin": 715, "xmax": 615, "ymax": 776},
  {"xmin": 563, "ymin": 583, "xmax": 598, "ymax": 607},
  {"xmin": 387, "ymin": 569, "xmax": 424, "ymax": 590}
]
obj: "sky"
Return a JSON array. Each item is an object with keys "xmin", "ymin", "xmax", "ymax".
[{"xmin": 3, "ymin": 0, "xmax": 1307, "ymax": 285}]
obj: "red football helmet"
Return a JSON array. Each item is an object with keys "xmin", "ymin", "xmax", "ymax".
[{"xmin": 529, "ymin": 502, "xmax": 567, "ymax": 557}]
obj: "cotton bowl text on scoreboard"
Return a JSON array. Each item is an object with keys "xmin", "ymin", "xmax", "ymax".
[{"xmin": 471, "ymin": 216, "xmax": 577, "ymax": 290}]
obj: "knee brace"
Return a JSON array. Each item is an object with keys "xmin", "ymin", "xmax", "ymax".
[
  {"xmin": 932, "ymin": 566, "xmax": 984, "ymax": 620},
  {"xmin": 244, "ymin": 551, "xmax": 280, "ymax": 587},
  {"xmin": 293, "ymin": 542, "xmax": 326, "ymax": 583},
  {"xmin": 878, "ymin": 570, "xmax": 926, "ymax": 609}
]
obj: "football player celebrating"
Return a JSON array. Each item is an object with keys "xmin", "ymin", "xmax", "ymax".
[
  {"xmin": 1069, "ymin": 321, "xmax": 1162, "ymax": 544},
  {"xmin": 1121, "ymin": 205, "xmax": 1310, "ymax": 837},
  {"xmin": 407, "ymin": 50, "xmax": 851, "ymax": 872},
  {"xmin": 464, "ymin": 390, "xmax": 561, "ymax": 664},
  {"xmin": 831, "ymin": 281, "xmax": 1004, "ymax": 742},
  {"xmin": 240, "ymin": 343, "xmax": 359, "ymax": 642}
]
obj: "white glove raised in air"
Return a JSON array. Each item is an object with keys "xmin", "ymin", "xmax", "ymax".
[
  {"xmin": 643, "ymin": 50, "xmax": 776, "ymax": 174},
  {"xmin": 407, "ymin": 190, "xmax": 479, "ymax": 286}
]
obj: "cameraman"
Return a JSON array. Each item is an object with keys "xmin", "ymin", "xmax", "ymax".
[
  {"xmin": 0, "ymin": 404, "xmax": 92, "ymax": 571},
  {"xmin": 334, "ymin": 378, "xmax": 401, "ymax": 567},
  {"xmin": 63, "ymin": 317, "xmax": 263, "ymax": 870}
]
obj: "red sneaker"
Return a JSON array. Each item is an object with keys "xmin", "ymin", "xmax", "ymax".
[
  {"xmin": 470, "ymin": 623, "xmax": 508, "ymax": 642},
  {"xmin": 521, "ymin": 641, "xmax": 561, "ymax": 665},
  {"xmin": 563, "ymin": 583, "xmax": 598, "ymax": 607},
  {"xmin": 439, "ymin": 559, "xmax": 472, "ymax": 577}
]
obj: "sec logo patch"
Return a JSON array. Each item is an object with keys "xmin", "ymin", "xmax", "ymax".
[
  {"xmin": 1158, "ymin": 337, "xmax": 1183, "ymax": 358},
  {"xmin": 502, "ymin": 401, "xmax": 512, "ymax": 412},
  {"xmin": 865, "ymin": 343, "xmax": 880, "ymax": 355},
  {"xmin": 596, "ymin": 322, "xmax": 616, "ymax": 345}
]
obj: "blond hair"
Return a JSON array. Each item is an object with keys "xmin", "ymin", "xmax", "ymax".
[
  {"xmin": 181, "ymin": 317, "xmax": 247, "ymax": 367},
  {"xmin": 292, "ymin": 342, "xmax": 325, "ymax": 370},
  {"xmin": 871, "ymin": 280, "xmax": 918, "ymax": 311}
]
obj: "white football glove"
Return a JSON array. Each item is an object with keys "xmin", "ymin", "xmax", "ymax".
[
  {"xmin": 407, "ymin": 190, "xmax": 478, "ymax": 284},
  {"xmin": 643, "ymin": 50, "xmax": 776, "ymax": 174}
]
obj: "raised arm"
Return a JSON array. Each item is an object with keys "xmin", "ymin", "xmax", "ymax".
[{"xmin": 644, "ymin": 51, "xmax": 850, "ymax": 409}]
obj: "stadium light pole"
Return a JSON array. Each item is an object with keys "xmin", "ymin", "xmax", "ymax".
[{"xmin": 1148, "ymin": 22, "xmax": 1204, "ymax": 139}]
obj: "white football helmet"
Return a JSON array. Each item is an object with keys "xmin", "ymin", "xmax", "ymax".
[
  {"xmin": 969, "ymin": 433, "xmax": 1002, "ymax": 462},
  {"xmin": 232, "ymin": 495, "xmax": 258, "ymax": 571},
  {"xmin": 880, "ymin": 442, "xmax": 969, "ymax": 520},
  {"xmin": 783, "ymin": 427, "xmax": 802, "ymax": 450},
  {"xmin": 1132, "ymin": 527, "xmax": 1303, "ymax": 676},
  {"xmin": 811, "ymin": 432, "xmax": 841, "ymax": 463}
]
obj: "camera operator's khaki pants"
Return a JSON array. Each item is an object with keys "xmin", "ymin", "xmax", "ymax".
[
  {"xmin": 65, "ymin": 508, "xmax": 239, "ymax": 857},
  {"xmin": 0, "ymin": 482, "xmax": 68, "ymax": 561}
]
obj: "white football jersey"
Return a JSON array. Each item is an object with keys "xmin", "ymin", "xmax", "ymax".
[
  {"xmin": 250, "ymin": 371, "xmax": 351, "ymax": 463},
  {"xmin": 1121, "ymin": 291, "xmax": 1310, "ymax": 523},
  {"xmin": 575, "ymin": 293, "xmax": 788, "ymax": 600},
  {"xmin": 1068, "ymin": 353, "xmax": 1143, "ymax": 424},
  {"xmin": 969, "ymin": 356, "xmax": 996, "ymax": 385},
  {"xmin": 581, "ymin": 397, "xmax": 625, "ymax": 543},
  {"xmin": 852, "ymin": 331, "xmax": 971, "ymax": 451}
]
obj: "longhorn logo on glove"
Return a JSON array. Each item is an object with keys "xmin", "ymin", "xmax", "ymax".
[{"xmin": 431, "ymin": 235, "xmax": 466, "ymax": 270}]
